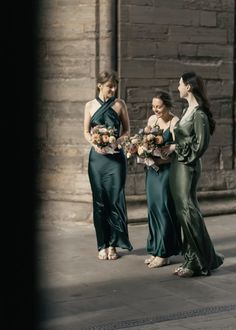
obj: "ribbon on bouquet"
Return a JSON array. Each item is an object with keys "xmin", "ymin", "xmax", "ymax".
[{"xmin": 136, "ymin": 156, "xmax": 160, "ymax": 172}]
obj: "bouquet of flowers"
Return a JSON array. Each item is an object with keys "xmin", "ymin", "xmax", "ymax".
[
  {"xmin": 120, "ymin": 125, "xmax": 165, "ymax": 169},
  {"xmin": 90, "ymin": 125, "xmax": 118, "ymax": 154}
]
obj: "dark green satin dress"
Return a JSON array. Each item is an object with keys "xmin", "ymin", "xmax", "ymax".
[
  {"xmin": 88, "ymin": 96, "xmax": 133, "ymax": 252},
  {"xmin": 169, "ymin": 107, "xmax": 224, "ymax": 275},
  {"xmin": 146, "ymin": 128, "xmax": 182, "ymax": 258}
]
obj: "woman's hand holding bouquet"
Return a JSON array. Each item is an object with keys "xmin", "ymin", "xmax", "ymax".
[
  {"xmin": 90, "ymin": 125, "xmax": 119, "ymax": 154},
  {"xmin": 120, "ymin": 125, "xmax": 165, "ymax": 169}
]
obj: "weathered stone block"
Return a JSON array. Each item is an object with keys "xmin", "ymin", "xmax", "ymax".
[
  {"xmin": 210, "ymin": 100, "xmax": 233, "ymax": 119},
  {"xmin": 200, "ymin": 11, "xmax": 217, "ymax": 26},
  {"xmin": 38, "ymin": 57, "xmax": 93, "ymax": 79},
  {"xmin": 40, "ymin": 101, "xmax": 85, "ymax": 121},
  {"xmin": 179, "ymin": 44, "xmax": 198, "ymax": 57},
  {"xmin": 36, "ymin": 200, "xmax": 93, "ymax": 222},
  {"xmin": 207, "ymin": 80, "xmax": 233, "ymax": 99},
  {"xmin": 198, "ymin": 44, "xmax": 233, "ymax": 58},
  {"xmin": 127, "ymin": 40, "xmax": 157, "ymax": 58},
  {"xmin": 156, "ymin": 42, "xmax": 179, "ymax": 58},
  {"xmin": 134, "ymin": 173, "xmax": 146, "ymax": 194},
  {"xmin": 120, "ymin": 23, "xmax": 168, "ymax": 40},
  {"xmin": 129, "ymin": 7, "xmax": 199, "ymax": 26},
  {"xmin": 127, "ymin": 103, "xmax": 148, "ymax": 120},
  {"xmin": 221, "ymin": 146, "xmax": 234, "ymax": 170},
  {"xmin": 47, "ymin": 119, "xmax": 84, "ymax": 145},
  {"xmin": 120, "ymin": 60, "xmax": 156, "ymax": 78},
  {"xmin": 37, "ymin": 171, "xmax": 92, "ymax": 195},
  {"xmin": 169, "ymin": 26, "xmax": 227, "ymax": 44},
  {"xmin": 127, "ymin": 87, "xmax": 162, "ymax": 103},
  {"xmin": 210, "ymin": 121, "xmax": 232, "ymax": 146},
  {"xmin": 155, "ymin": 60, "xmax": 188, "ymax": 78},
  {"xmin": 41, "ymin": 78, "xmax": 95, "ymax": 102},
  {"xmin": 218, "ymin": 62, "xmax": 234, "ymax": 80},
  {"xmin": 38, "ymin": 145, "xmax": 87, "ymax": 173},
  {"xmin": 125, "ymin": 173, "xmax": 136, "ymax": 195},
  {"xmin": 201, "ymin": 146, "xmax": 221, "ymax": 170},
  {"xmin": 155, "ymin": 0, "xmax": 185, "ymax": 8},
  {"xmin": 199, "ymin": 170, "xmax": 227, "ymax": 191},
  {"xmin": 46, "ymin": 40, "xmax": 96, "ymax": 57}
]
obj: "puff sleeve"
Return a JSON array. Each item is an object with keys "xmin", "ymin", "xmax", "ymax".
[{"xmin": 175, "ymin": 110, "xmax": 210, "ymax": 165}]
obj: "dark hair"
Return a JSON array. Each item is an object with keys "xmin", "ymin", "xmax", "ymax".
[
  {"xmin": 96, "ymin": 71, "xmax": 118, "ymax": 93},
  {"xmin": 181, "ymin": 71, "xmax": 215, "ymax": 135},
  {"xmin": 153, "ymin": 90, "xmax": 173, "ymax": 109}
]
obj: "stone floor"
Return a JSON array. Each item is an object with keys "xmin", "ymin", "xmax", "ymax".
[{"xmin": 35, "ymin": 213, "xmax": 236, "ymax": 330}]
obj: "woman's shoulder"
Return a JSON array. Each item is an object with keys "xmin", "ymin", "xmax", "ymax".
[
  {"xmin": 85, "ymin": 98, "xmax": 96, "ymax": 108},
  {"xmin": 194, "ymin": 108, "xmax": 208, "ymax": 121},
  {"xmin": 147, "ymin": 114, "xmax": 157, "ymax": 124},
  {"xmin": 85, "ymin": 99, "xmax": 97, "ymax": 114},
  {"xmin": 113, "ymin": 98, "xmax": 127, "ymax": 113},
  {"xmin": 170, "ymin": 114, "xmax": 179, "ymax": 124},
  {"xmin": 114, "ymin": 98, "xmax": 126, "ymax": 107}
]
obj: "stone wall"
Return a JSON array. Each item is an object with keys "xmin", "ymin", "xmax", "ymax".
[
  {"xmin": 118, "ymin": 0, "xmax": 235, "ymax": 196},
  {"xmin": 35, "ymin": 0, "xmax": 235, "ymax": 223},
  {"xmin": 35, "ymin": 0, "xmax": 98, "ymax": 221}
]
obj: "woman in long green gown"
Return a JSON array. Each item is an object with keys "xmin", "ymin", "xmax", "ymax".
[
  {"xmin": 143, "ymin": 91, "xmax": 182, "ymax": 269},
  {"xmin": 83, "ymin": 71, "xmax": 133, "ymax": 260},
  {"xmin": 162, "ymin": 72, "xmax": 224, "ymax": 277}
]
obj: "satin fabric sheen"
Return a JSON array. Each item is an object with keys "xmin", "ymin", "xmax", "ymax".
[
  {"xmin": 88, "ymin": 97, "xmax": 133, "ymax": 251},
  {"xmin": 146, "ymin": 128, "xmax": 182, "ymax": 258},
  {"xmin": 170, "ymin": 108, "xmax": 224, "ymax": 275}
]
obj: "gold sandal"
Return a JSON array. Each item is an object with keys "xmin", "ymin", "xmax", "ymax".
[
  {"xmin": 173, "ymin": 266, "xmax": 184, "ymax": 275},
  {"xmin": 177, "ymin": 267, "xmax": 194, "ymax": 277},
  {"xmin": 148, "ymin": 256, "xmax": 170, "ymax": 268},
  {"xmin": 98, "ymin": 248, "xmax": 108, "ymax": 260},
  {"xmin": 144, "ymin": 256, "xmax": 155, "ymax": 265},
  {"xmin": 108, "ymin": 247, "xmax": 119, "ymax": 260}
]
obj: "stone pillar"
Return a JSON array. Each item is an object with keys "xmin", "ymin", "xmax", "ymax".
[
  {"xmin": 97, "ymin": 0, "xmax": 117, "ymax": 73},
  {"xmin": 35, "ymin": 0, "xmax": 119, "ymax": 223}
]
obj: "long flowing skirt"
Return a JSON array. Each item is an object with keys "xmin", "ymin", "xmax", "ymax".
[
  {"xmin": 146, "ymin": 164, "xmax": 182, "ymax": 258},
  {"xmin": 169, "ymin": 157, "xmax": 224, "ymax": 274},
  {"xmin": 88, "ymin": 148, "xmax": 133, "ymax": 251}
]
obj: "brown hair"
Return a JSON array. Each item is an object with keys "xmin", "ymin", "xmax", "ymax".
[
  {"xmin": 181, "ymin": 71, "xmax": 215, "ymax": 135},
  {"xmin": 96, "ymin": 71, "xmax": 118, "ymax": 93},
  {"xmin": 153, "ymin": 90, "xmax": 173, "ymax": 109}
]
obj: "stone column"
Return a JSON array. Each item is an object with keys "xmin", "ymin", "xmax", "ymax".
[{"xmin": 97, "ymin": 0, "xmax": 117, "ymax": 74}]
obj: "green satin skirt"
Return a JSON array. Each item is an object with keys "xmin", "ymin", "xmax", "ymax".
[
  {"xmin": 88, "ymin": 148, "xmax": 133, "ymax": 251},
  {"xmin": 169, "ymin": 156, "xmax": 224, "ymax": 275},
  {"xmin": 146, "ymin": 164, "xmax": 182, "ymax": 258}
]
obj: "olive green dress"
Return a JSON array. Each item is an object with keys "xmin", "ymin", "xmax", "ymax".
[
  {"xmin": 146, "ymin": 128, "xmax": 182, "ymax": 258},
  {"xmin": 169, "ymin": 107, "xmax": 224, "ymax": 275},
  {"xmin": 88, "ymin": 96, "xmax": 133, "ymax": 252}
]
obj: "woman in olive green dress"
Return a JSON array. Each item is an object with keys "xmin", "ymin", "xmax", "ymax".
[
  {"xmin": 162, "ymin": 72, "xmax": 224, "ymax": 277},
  {"xmin": 83, "ymin": 71, "xmax": 133, "ymax": 260},
  {"xmin": 143, "ymin": 91, "xmax": 182, "ymax": 269}
]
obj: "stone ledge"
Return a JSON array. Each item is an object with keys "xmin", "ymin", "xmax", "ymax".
[
  {"xmin": 38, "ymin": 189, "xmax": 236, "ymax": 203},
  {"xmin": 36, "ymin": 189, "xmax": 236, "ymax": 223},
  {"xmin": 127, "ymin": 189, "xmax": 236, "ymax": 223}
]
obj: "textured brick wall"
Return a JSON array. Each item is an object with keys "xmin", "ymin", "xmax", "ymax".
[{"xmin": 118, "ymin": 0, "xmax": 235, "ymax": 195}]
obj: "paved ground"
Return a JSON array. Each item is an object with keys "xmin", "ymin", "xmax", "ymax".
[{"xmin": 36, "ymin": 214, "xmax": 236, "ymax": 330}]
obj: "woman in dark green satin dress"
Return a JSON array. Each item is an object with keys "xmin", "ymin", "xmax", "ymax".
[
  {"xmin": 162, "ymin": 72, "xmax": 224, "ymax": 277},
  {"xmin": 84, "ymin": 71, "xmax": 133, "ymax": 260},
  {"xmin": 143, "ymin": 91, "xmax": 182, "ymax": 269}
]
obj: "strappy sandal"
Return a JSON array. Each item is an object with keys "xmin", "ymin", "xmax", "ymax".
[
  {"xmin": 107, "ymin": 247, "xmax": 119, "ymax": 260},
  {"xmin": 177, "ymin": 267, "xmax": 194, "ymax": 277},
  {"xmin": 173, "ymin": 266, "xmax": 184, "ymax": 275},
  {"xmin": 144, "ymin": 256, "xmax": 155, "ymax": 265},
  {"xmin": 98, "ymin": 248, "xmax": 108, "ymax": 260},
  {"xmin": 148, "ymin": 256, "xmax": 170, "ymax": 268}
]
